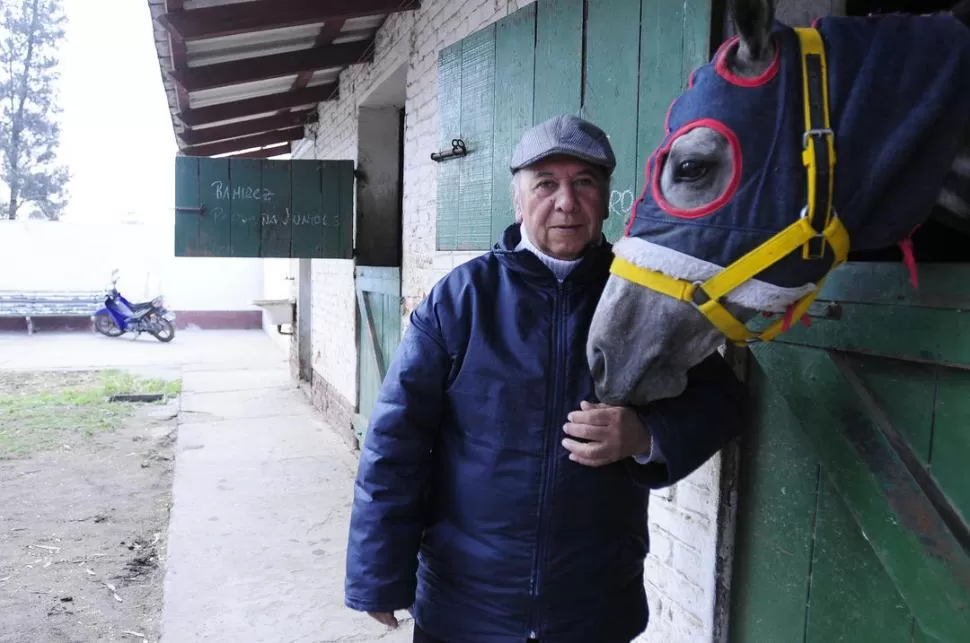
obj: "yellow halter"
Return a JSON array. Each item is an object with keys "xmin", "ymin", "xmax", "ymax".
[{"xmin": 609, "ymin": 28, "xmax": 851, "ymax": 347}]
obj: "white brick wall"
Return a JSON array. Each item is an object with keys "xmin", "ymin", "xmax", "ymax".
[
  {"xmin": 636, "ymin": 458, "xmax": 724, "ymax": 643},
  {"xmin": 302, "ymin": 1, "xmax": 726, "ymax": 641},
  {"xmin": 309, "ymin": 260, "xmax": 357, "ymax": 402}
]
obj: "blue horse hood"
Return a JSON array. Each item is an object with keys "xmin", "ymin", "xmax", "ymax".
[{"xmin": 625, "ymin": 13, "xmax": 970, "ymax": 289}]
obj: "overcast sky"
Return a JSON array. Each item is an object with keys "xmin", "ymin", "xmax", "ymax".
[{"xmin": 57, "ymin": 0, "xmax": 177, "ymax": 223}]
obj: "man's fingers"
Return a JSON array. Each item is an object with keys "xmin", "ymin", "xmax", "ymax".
[
  {"xmin": 562, "ymin": 435, "xmax": 610, "ymax": 460},
  {"xmin": 564, "ymin": 446, "xmax": 612, "ymax": 467},
  {"xmin": 567, "ymin": 407, "xmax": 616, "ymax": 427},
  {"xmin": 562, "ymin": 421, "xmax": 611, "ymax": 442},
  {"xmin": 368, "ymin": 612, "xmax": 398, "ymax": 629}
]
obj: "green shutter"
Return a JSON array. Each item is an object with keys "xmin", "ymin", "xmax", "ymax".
[
  {"xmin": 435, "ymin": 27, "xmax": 496, "ymax": 251},
  {"xmin": 173, "ymin": 155, "xmax": 353, "ymax": 259},
  {"xmin": 490, "ymin": 4, "xmax": 537, "ymax": 241},
  {"xmin": 435, "ymin": 41, "xmax": 463, "ymax": 251},
  {"xmin": 196, "ymin": 157, "xmax": 232, "ymax": 256},
  {"xmin": 583, "ymin": 0, "xmax": 645, "ymax": 242},
  {"xmin": 457, "ymin": 25, "xmax": 496, "ymax": 250},
  {"xmin": 533, "ymin": 0, "xmax": 583, "ymax": 123},
  {"xmin": 260, "ymin": 159, "xmax": 292, "ymax": 258},
  {"xmin": 174, "ymin": 154, "xmax": 201, "ymax": 255},
  {"xmin": 228, "ymin": 158, "xmax": 263, "ymax": 257}
]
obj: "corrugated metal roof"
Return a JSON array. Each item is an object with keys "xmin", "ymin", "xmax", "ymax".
[
  {"xmin": 190, "ymin": 76, "xmax": 301, "ymax": 108},
  {"xmin": 146, "ymin": 0, "xmax": 418, "ymax": 156},
  {"xmin": 185, "ymin": 24, "xmax": 324, "ymax": 66},
  {"xmin": 183, "ymin": 0, "xmax": 252, "ymax": 9}
]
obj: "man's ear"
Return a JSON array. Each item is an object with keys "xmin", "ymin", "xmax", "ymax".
[
  {"xmin": 728, "ymin": 0, "xmax": 776, "ymax": 76},
  {"xmin": 602, "ymin": 176, "xmax": 612, "ymax": 220},
  {"xmin": 512, "ymin": 172, "xmax": 524, "ymax": 223}
]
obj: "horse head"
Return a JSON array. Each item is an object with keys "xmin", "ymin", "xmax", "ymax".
[{"xmin": 587, "ymin": 0, "xmax": 970, "ymax": 406}]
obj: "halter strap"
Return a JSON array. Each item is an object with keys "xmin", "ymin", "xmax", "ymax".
[{"xmin": 609, "ymin": 27, "xmax": 850, "ymax": 346}]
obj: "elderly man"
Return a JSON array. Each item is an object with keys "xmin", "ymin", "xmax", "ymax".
[{"xmin": 344, "ymin": 115, "xmax": 744, "ymax": 643}]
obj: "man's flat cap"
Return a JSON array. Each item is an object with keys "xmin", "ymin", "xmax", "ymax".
[{"xmin": 510, "ymin": 114, "xmax": 616, "ymax": 175}]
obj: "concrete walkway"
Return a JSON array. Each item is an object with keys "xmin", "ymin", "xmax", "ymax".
[{"xmin": 0, "ymin": 330, "xmax": 413, "ymax": 642}]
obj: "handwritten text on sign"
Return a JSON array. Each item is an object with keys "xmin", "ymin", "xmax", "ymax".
[
  {"xmin": 210, "ymin": 181, "xmax": 275, "ymax": 202},
  {"xmin": 207, "ymin": 206, "xmax": 339, "ymax": 227},
  {"xmin": 261, "ymin": 209, "xmax": 339, "ymax": 227}
]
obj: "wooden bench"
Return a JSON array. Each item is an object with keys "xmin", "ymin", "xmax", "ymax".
[{"xmin": 0, "ymin": 291, "xmax": 105, "ymax": 334}]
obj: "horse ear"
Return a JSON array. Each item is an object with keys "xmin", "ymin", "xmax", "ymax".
[{"xmin": 729, "ymin": 0, "xmax": 776, "ymax": 72}]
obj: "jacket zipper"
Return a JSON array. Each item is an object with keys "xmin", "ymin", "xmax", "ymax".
[{"xmin": 527, "ymin": 280, "xmax": 568, "ymax": 639}]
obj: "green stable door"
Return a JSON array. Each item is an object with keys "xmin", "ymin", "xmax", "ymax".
[
  {"xmin": 353, "ymin": 266, "xmax": 402, "ymax": 444},
  {"xmin": 731, "ymin": 260, "xmax": 970, "ymax": 642}
]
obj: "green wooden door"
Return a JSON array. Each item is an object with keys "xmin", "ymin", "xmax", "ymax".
[
  {"xmin": 434, "ymin": 0, "xmax": 712, "ymax": 249},
  {"xmin": 353, "ymin": 266, "xmax": 402, "ymax": 443},
  {"xmin": 174, "ymin": 156, "xmax": 354, "ymax": 259},
  {"xmin": 730, "ymin": 263, "xmax": 970, "ymax": 642}
]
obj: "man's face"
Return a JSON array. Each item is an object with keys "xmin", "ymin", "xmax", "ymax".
[{"xmin": 514, "ymin": 155, "xmax": 608, "ymax": 260}]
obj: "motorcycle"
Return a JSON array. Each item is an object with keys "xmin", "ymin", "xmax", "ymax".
[{"xmin": 93, "ymin": 270, "xmax": 176, "ymax": 342}]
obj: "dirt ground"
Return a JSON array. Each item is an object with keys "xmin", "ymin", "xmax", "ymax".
[{"xmin": 0, "ymin": 370, "xmax": 181, "ymax": 643}]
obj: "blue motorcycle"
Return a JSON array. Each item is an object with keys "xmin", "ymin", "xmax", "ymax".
[{"xmin": 94, "ymin": 271, "xmax": 176, "ymax": 342}]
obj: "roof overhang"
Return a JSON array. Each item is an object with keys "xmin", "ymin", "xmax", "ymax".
[{"xmin": 147, "ymin": 0, "xmax": 420, "ymax": 158}]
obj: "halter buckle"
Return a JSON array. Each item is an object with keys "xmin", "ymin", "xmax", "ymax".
[
  {"xmin": 689, "ymin": 281, "xmax": 711, "ymax": 307},
  {"xmin": 802, "ymin": 128, "xmax": 834, "ymax": 150},
  {"xmin": 798, "ymin": 206, "xmax": 824, "ymax": 237}
]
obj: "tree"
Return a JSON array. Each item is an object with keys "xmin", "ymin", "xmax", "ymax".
[{"xmin": 0, "ymin": 0, "xmax": 69, "ymax": 221}]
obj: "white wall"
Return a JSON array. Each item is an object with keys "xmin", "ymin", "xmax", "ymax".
[
  {"xmin": 261, "ymin": 257, "xmax": 296, "ymax": 354},
  {"xmin": 0, "ymin": 218, "xmax": 264, "ymax": 312}
]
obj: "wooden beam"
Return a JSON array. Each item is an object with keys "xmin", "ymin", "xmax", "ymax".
[
  {"xmin": 291, "ymin": 19, "xmax": 346, "ymax": 91},
  {"xmin": 179, "ymin": 110, "xmax": 317, "ymax": 146},
  {"xmin": 279, "ymin": 18, "xmax": 346, "ymax": 117},
  {"xmin": 169, "ymin": 40, "xmax": 371, "ymax": 92},
  {"xmin": 229, "ymin": 142, "xmax": 292, "ymax": 159},
  {"xmin": 157, "ymin": 0, "xmax": 420, "ymax": 41},
  {"xmin": 177, "ymin": 83, "xmax": 337, "ymax": 127},
  {"xmin": 164, "ymin": 2, "xmax": 190, "ymax": 112},
  {"xmin": 182, "ymin": 127, "xmax": 305, "ymax": 157}
]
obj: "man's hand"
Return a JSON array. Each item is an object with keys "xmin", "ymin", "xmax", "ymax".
[
  {"xmin": 368, "ymin": 612, "xmax": 399, "ymax": 629},
  {"xmin": 562, "ymin": 401, "xmax": 651, "ymax": 467}
]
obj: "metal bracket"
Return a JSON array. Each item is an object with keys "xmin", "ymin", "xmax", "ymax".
[
  {"xmin": 431, "ymin": 138, "xmax": 468, "ymax": 162},
  {"xmin": 175, "ymin": 205, "xmax": 207, "ymax": 216}
]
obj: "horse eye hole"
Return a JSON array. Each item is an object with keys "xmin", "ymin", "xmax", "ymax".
[{"xmin": 674, "ymin": 159, "xmax": 711, "ymax": 182}]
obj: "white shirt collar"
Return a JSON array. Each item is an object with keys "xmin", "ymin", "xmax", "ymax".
[{"xmin": 514, "ymin": 223, "xmax": 582, "ymax": 282}]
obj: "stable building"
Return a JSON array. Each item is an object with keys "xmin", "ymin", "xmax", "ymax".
[{"xmin": 146, "ymin": 1, "xmax": 970, "ymax": 641}]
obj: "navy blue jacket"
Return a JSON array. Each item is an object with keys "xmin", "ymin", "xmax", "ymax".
[{"xmin": 344, "ymin": 224, "xmax": 745, "ymax": 643}]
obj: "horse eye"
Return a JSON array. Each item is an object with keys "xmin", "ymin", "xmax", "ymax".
[{"xmin": 674, "ymin": 159, "xmax": 710, "ymax": 182}]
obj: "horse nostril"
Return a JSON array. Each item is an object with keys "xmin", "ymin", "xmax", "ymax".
[{"xmin": 588, "ymin": 346, "xmax": 606, "ymax": 380}]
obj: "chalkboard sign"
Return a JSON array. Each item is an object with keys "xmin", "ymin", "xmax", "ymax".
[{"xmin": 174, "ymin": 156, "xmax": 354, "ymax": 259}]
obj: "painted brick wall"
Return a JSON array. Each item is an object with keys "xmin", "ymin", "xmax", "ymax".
[
  {"xmin": 302, "ymin": 1, "xmax": 727, "ymax": 641},
  {"xmin": 637, "ymin": 458, "xmax": 724, "ymax": 643}
]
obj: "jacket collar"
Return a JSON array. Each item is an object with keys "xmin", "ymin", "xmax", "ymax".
[{"xmin": 493, "ymin": 222, "xmax": 613, "ymax": 284}]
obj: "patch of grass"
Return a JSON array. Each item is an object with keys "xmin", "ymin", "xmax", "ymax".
[
  {"xmin": 100, "ymin": 370, "xmax": 183, "ymax": 399},
  {"xmin": 0, "ymin": 370, "xmax": 182, "ymax": 459}
]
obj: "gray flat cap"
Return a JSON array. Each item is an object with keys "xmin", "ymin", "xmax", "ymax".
[{"xmin": 509, "ymin": 114, "xmax": 616, "ymax": 175}]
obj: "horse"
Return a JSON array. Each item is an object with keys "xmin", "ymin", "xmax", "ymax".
[{"xmin": 586, "ymin": 0, "xmax": 970, "ymax": 407}]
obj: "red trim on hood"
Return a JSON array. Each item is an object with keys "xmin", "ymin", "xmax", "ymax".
[
  {"xmin": 715, "ymin": 34, "xmax": 781, "ymax": 87},
  {"xmin": 650, "ymin": 118, "xmax": 743, "ymax": 220}
]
